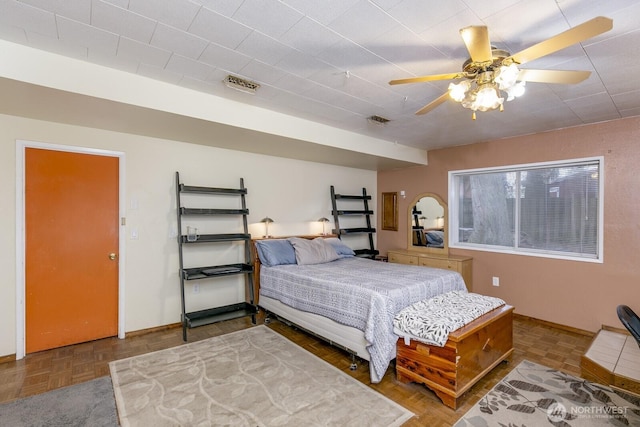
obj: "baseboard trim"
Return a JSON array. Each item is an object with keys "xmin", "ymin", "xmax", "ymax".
[
  {"xmin": 0, "ymin": 354, "xmax": 16, "ymax": 364},
  {"xmin": 601, "ymin": 324, "xmax": 630, "ymax": 335},
  {"xmin": 513, "ymin": 313, "xmax": 595, "ymax": 337},
  {"xmin": 124, "ymin": 322, "xmax": 181, "ymax": 338}
]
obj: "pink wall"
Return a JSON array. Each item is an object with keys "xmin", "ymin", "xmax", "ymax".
[{"xmin": 378, "ymin": 116, "xmax": 640, "ymax": 333}]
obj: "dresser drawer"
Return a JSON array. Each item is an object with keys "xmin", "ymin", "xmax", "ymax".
[
  {"xmin": 420, "ymin": 257, "xmax": 453, "ymax": 270},
  {"xmin": 389, "ymin": 253, "xmax": 419, "ymax": 265}
]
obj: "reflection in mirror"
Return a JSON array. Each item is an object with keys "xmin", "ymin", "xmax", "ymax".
[{"xmin": 408, "ymin": 193, "xmax": 448, "ymax": 254}]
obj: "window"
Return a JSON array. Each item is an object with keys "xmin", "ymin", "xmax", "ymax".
[{"xmin": 449, "ymin": 157, "xmax": 603, "ymax": 262}]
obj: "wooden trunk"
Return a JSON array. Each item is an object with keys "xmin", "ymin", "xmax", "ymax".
[{"xmin": 396, "ymin": 305, "xmax": 514, "ymax": 409}]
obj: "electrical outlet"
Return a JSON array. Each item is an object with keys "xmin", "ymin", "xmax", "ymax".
[
  {"xmin": 193, "ymin": 284, "xmax": 200, "ymax": 293},
  {"xmin": 492, "ymin": 276, "xmax": 500, "ymax": 287}
]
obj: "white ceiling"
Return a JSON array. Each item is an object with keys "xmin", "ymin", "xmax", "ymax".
[{"xmin": 1, "ymin": 0, "xmax": 639, "ymax": 164}]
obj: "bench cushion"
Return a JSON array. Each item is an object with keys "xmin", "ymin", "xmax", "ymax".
[{"xmin": 393, "ymin": 291, "xmax": 505, "ymax": 346}]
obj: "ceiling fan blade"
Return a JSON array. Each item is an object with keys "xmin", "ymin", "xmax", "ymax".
[
  {"xmin": 509, "ymin": 16, "xmax": 613, "ymax": 65},
  {"xmin": 518, "ymin": 69, "xmax": 591, "ymax": 84},
  {"xmin": 389, "ymin": 73, "xmax": 462, "ymax": 85},
  {"xmin": 460, "ymin": 25, "xmax": 493, "ymax": 63},
  {"xmin": 415, "ymin": 92, "xmax": 450, "ymax": 115}
]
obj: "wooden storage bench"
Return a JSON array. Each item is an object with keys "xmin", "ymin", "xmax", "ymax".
[{"xmin": 396, "ymin": 304, "xmax": 514, "ymax": 409}]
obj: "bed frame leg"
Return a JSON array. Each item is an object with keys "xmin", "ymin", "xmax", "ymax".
[{"xmin": 349, "ymin": 354, "xmax": 357, "ymax": 371}]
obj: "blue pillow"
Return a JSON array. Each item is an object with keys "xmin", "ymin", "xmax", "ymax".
[
  {"xmin": 325, "ymin": 237, "xmax": 355, "ymax": 257},
  {"xmin": 426, "ymin": 230, "xmax": 444, "ymax": 245},
  {"xmin": 255, "ymin": 239, "xmax": 297, "ymax": 267}
]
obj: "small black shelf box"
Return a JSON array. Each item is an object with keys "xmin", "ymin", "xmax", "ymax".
[{"xmin": 185, "ymin": 303, "xmax": 258, "ymax": 328}]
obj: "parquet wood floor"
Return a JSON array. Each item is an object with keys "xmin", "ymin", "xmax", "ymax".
[{"xmin": 0, "ymin": 315, "xmax": 593, "ymax": 426}]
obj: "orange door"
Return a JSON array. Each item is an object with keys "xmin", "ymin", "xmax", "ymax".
[{"xmin": 25, "ymin": 148, "xmax": 119, "ymax": 353}]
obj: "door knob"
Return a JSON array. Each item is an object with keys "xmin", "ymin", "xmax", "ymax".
[{"xmin": 109, "ymin": 253, "xmax": 117, "ymax": 260}]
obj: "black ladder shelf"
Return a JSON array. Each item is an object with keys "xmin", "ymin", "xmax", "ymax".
[
  {"xmin": 412, "ymin": 205, "xmax": 425, "ymax": 246},
  {"xmin": 330, "ymin": 185, "xmax": 379, "ymax": 259},
  {"xmin": 175, "ymin": 172, "xmax": 257, "ymax": 341}
]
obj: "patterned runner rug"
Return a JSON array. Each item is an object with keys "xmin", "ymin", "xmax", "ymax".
[
  {"xmin": 454, "ymin": 360, "xmax": 640, "ymax": 426},
  {"xmin": 109, "ymin": 325, "xmax": 413, "ymax": 426}
]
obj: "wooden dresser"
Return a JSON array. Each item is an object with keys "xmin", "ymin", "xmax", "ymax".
[{"xmin": 387, "ymin": 249, "xmax": 473, "ymax": 289}]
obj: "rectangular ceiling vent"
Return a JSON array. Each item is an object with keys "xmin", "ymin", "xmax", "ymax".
[
  {"xmin": 223, "ymin": 75, "xmax": 260, "ymax": 94},
  {"xmin": 367, "ymin": 115, "xmax": 390, "ymax": 126}
]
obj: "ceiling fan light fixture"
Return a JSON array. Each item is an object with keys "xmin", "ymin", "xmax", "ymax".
[
  {"xmin": 448, "ymin": 67, "xmax": 520, "ymax": 116},
  {"xmin": 505, "ymin": 81, "xmax": 526, "ymax": 101},
  {"xmin": 392, "ymin": 17, "xmax": 613, "ymax": 119},
  {"xmin": 448, "ymin": 80, "xmax": 470, "ymax": 102},
  {"xmin": 460, "ymin": 95, "xmax": 475, "ymax": 110},
  {"xmin": 474, "ymin": 83, "xmax": 503, "ymax": 111},
  {"xmin": 495, "ymin": 64, "xmax": 520, "ymax": 90}
]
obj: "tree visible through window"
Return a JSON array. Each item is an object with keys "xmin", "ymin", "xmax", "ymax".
[{"xmin": 450, "ymin": 158, "xmax": 602, "ymax": 261}]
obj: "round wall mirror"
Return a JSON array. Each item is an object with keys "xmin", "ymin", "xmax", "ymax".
[{"xmin": 407, "ymin": 192, "xmax": 448, "ymax": 254}]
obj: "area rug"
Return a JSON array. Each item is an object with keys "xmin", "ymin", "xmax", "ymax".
[
  {"xmin": 454, "ymin": 360, "xmax": 640, "ymax": 426},
  {"xmin": 109, "ymin": 325, "xmax": 413, "ymax": 426},
  {"xmin": 0, "ymin": 376, "xmax": 118, "ymax": 426}
]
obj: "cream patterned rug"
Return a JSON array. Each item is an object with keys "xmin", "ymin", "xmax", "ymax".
[
  {"xmin": 454, "ymin": 360, "xmax": 640, "ymax": 426},
  {"xmin": 109, "ymin": 326, "xmax": 413, "ymax": 426}
]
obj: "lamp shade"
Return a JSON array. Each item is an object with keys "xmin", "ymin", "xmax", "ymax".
[
  {"xmin": 260, "ymin": 217, "xmax": 274, "ymax": 238},
  {"xmin": 318, "ymin": 217, "xmax": 330, "ymax": 235}
]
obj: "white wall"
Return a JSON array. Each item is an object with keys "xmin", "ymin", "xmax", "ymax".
[{"xmin": 0, "ymin": 113, "xmax": 376, "ymax": 357}]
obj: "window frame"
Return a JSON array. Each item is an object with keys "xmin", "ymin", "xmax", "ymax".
[{"xmin": 448, "ymin": 156, "xmax": 604, "ymax": 263}]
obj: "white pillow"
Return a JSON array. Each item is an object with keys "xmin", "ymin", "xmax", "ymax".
[{"xmin": 288, "ymin": 237, "xmax": 340, "ymax": 265}]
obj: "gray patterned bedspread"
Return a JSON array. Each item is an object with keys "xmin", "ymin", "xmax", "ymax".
[{"xmin": 259, "ymin": 257, "xmax": 467, "ymax": 383}]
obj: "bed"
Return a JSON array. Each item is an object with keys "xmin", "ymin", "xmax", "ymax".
[{"xmin": 251, "ymin": 235, "xmax": 468, "ymax": 383}]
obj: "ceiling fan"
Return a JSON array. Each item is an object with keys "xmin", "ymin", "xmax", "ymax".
[{"xmin": 389, "ymin": 16, "xmax": 613, "ymax": 119}]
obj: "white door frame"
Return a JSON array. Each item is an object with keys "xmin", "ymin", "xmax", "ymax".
[{"xmin": 15, "ymin": 140, "xmax": 126, "ymax": 359}]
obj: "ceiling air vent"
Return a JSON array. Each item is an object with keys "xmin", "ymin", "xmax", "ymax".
[
  {"xmin": 367, "ymin": 115, "xmax": 390, "ymax": 126},
  {"xmin": 223, "ymin": 75, "xmax": 260, "ymax": 94}
]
